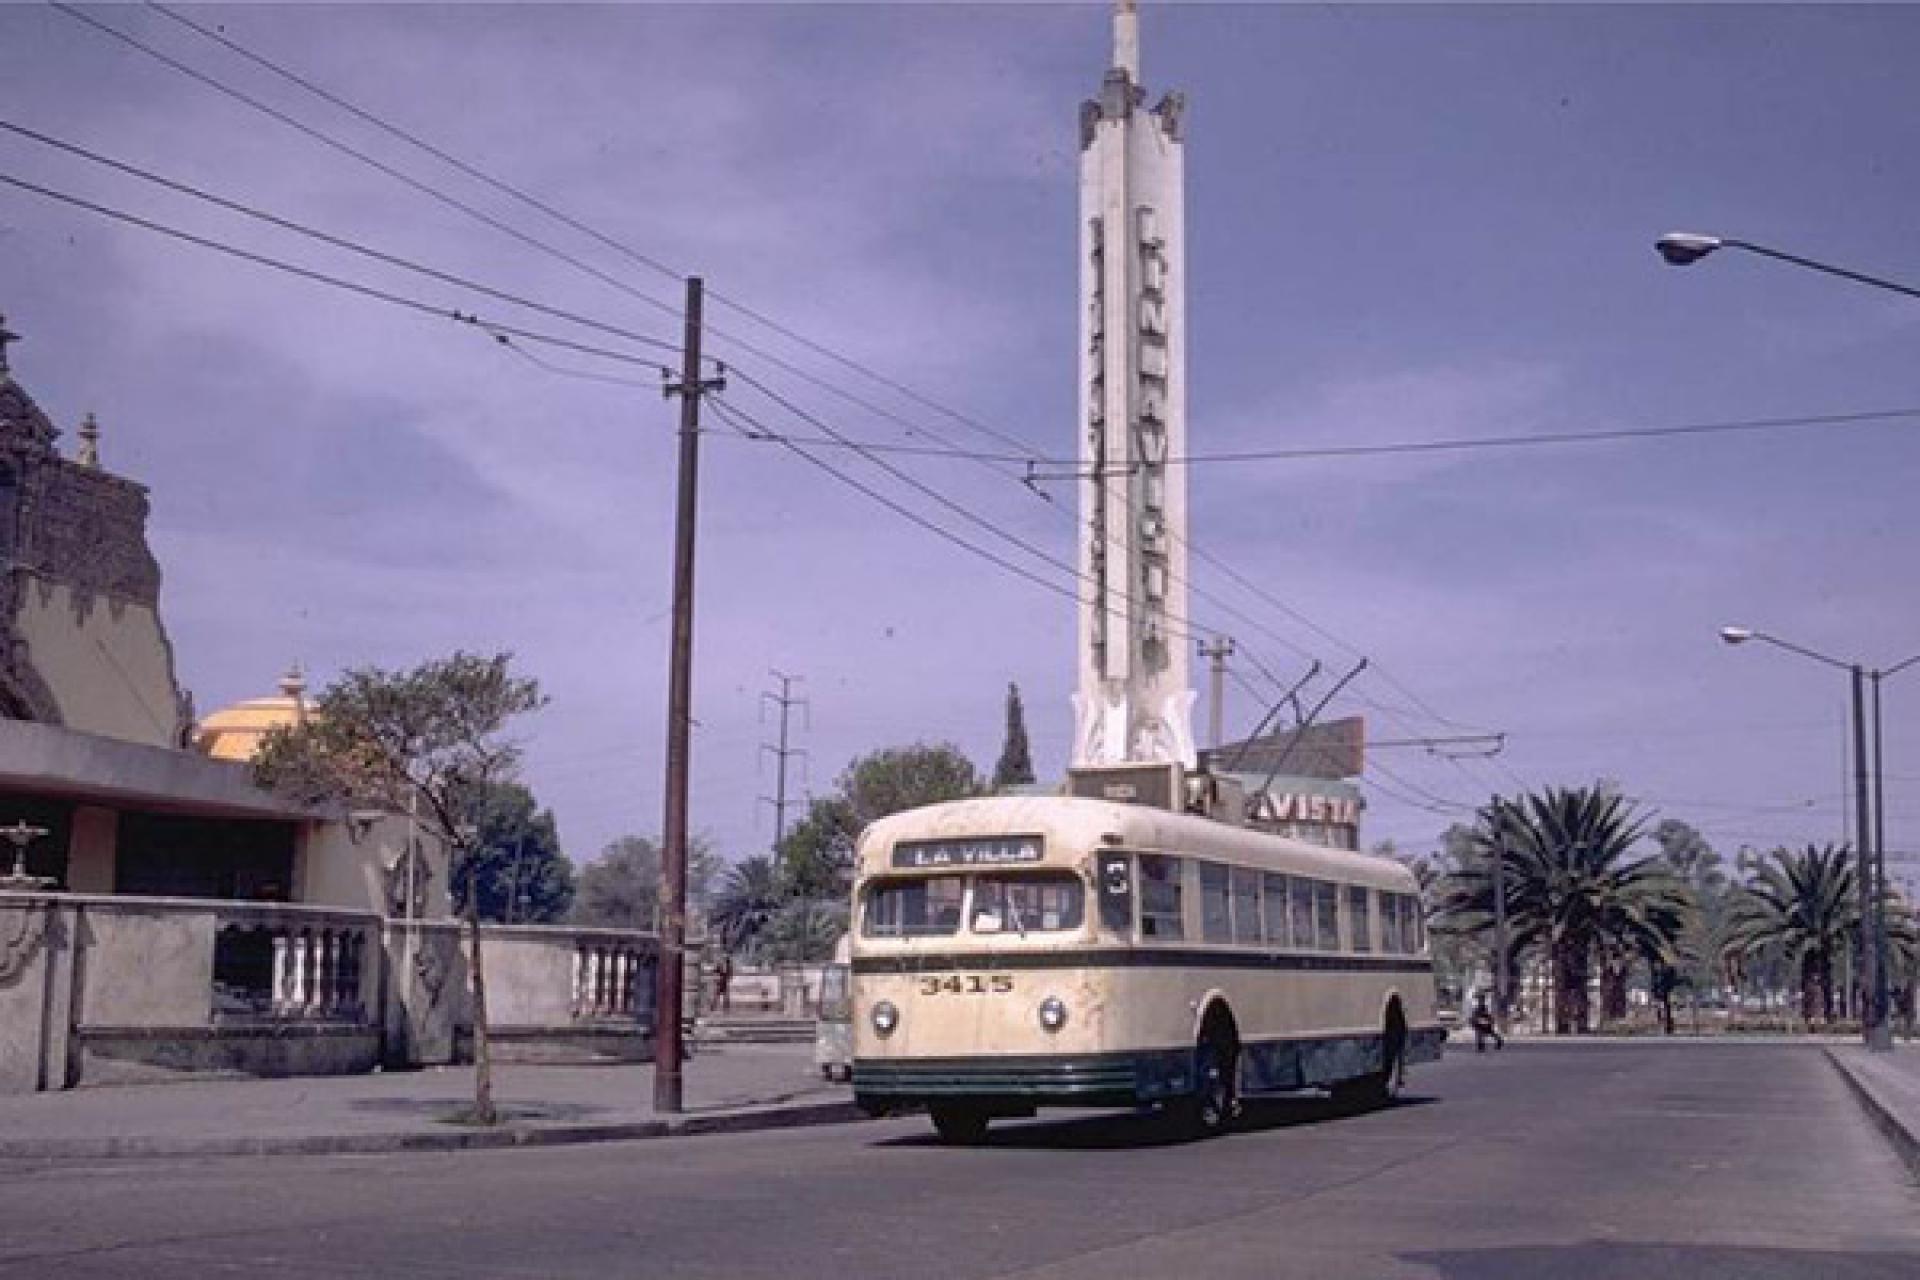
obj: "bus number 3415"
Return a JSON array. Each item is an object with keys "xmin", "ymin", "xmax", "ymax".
[{"xmin": 917, "ymin": 975, "xmax": 1014, "ymax": 996}]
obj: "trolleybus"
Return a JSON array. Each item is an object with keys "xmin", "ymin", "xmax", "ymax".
[{"xmin": 850, "ymin": 793, "xmax": 1443, "ymax": 1143}]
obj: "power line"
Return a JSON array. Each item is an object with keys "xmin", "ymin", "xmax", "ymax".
[
  {"xmin": 85, "ymin": 0, "xmax": 1510, "ymax": 762},
  {"xmin": 54, "ymin": 3, "xmax": 686, "ymax": 324},
  {"xmin": 689, "ymin": 405, "xmax": 1920, "ymax": 468},
  {"xmin": 145, "ymin": 0, "xmax": 1054, "ymax": 467},
  {"xmin": 723, "ymin": 368, "xmax": 1231, "ymax": 652},
  {"xmin": 119, "ymin": 2, "xmax": 1048, "ymax": 482},
  {"xmin": 0, "ymin": 171, "xmax": 673, "ymax": 373},
  {"xmin": 703, "ymin": 396, "xmax": 1082, "ymax": 609},
  {"xmin": 0, "ymin": 118, "xmax": 682, "ymax": 356},
  {"xmin": 1166, "ymin": 407, "xmax": 1920, "ymax": 465}
]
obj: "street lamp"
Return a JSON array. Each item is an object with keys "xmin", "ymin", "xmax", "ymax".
[
  {"xmin": 1720, "ymin": 626, "xmax": 1909, "ymax": 1050},
  {"xmin": 1657, "ymin": 232, "xmax": 1920, "ymax": 303}
]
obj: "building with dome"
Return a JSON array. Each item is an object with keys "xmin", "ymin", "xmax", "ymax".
[
  {"xmin": 1, "ymin": 317, "xmax": 651, "ymax": 1096},
  {"xmin": 194, "ymin": 668, "xmax": 313, "ymax": 763}
]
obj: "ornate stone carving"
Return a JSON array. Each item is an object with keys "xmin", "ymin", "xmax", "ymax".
[
  {"xmin": 0, "ymin": 325, "xmax": 184, "ymax": 739},
  {"xmin": 414, "ymin": 933, "xmax": 451, "ymax": 1002},
  {"xmin": 383, "ymin": 840, "xmax": 434, "ymax": 920}
]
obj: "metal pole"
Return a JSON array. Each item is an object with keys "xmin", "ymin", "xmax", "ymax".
[
  {"xmin": 1199, "ymin": 636, "xmax": 1234, "ymax": 751},
  {"xmin": 1870, "ymin": 671, "xmax": 1893, "ymax": 1050},
  {"xmin": 1851, "ymin": 665, "xmax": 1879, "ymax": 1051},
  {"xmin": 1490, "ymin": 795, "xmax": 1510, "ymax": 1033},
  {"xmin": 655, "ymin": 275, "xmax": 714, "ymax": 1112}
]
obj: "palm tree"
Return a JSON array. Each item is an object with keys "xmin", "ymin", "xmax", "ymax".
[
  {"xmin": 708, "ymin": 855, "xmax": 784, "ymax": 960},
  {"xmin": 1440, "ymin": 785, "xmax": 1693, "ymax": 1033},
  {"xmin": 1720, "ymin": 844, "xmax": 1856, "ymax": 1024}
]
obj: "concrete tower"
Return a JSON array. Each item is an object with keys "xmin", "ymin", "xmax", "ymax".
[{"xmin": 1071, "ymin": 2, "xmax": 1195, "ymax": 769}]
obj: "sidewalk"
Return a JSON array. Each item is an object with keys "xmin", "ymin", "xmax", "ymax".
[
  {"xmin": 0, "ymin": 1042, "xmax": 862, "ymax": 1161},
  {"xmin": 1825, "ymin": 1045, "xmax": 1920, "ymax": 1180}
]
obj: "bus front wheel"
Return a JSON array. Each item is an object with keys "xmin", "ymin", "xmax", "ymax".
[
  {"xmin": 1169, "ymin": 1029, "xmax": 1238, "ymax": 1138},
  {"xmin": 930, "ymin": 1104, "xmax": 990, "ymax": 1146}
]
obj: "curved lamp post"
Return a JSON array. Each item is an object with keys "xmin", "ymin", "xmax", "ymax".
[
  {"xmin": 1658, "ymin": 233, "xmax": 1920, "ymax": 303},
  {"xmin": 1720, "ymin": 626, "xmax": 1915, "ymax": 1051}
]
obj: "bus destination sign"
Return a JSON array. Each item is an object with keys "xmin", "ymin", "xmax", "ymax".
[{"xmin": 891, "ymin": 837, "xmax": 1044, "ymax": 869}]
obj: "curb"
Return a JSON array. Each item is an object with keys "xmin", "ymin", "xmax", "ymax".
[
  {"xmin": 1823, "ymin": 1048, "xmax": 1920, "ymax": 1181},
  {"xmin": 0, "ymin": 1099, "xmax": 870, "ymax": 1162}
]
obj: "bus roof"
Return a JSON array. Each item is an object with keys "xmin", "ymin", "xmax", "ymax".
[{"xmin": 856, "ymin": 794, "xmax": 1418, "ymax": 892}]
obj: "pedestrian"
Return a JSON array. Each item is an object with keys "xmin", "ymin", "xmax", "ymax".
[{"xmin": 1470, "ymin": 992, "xmax": 1504, "ymax": 1053}]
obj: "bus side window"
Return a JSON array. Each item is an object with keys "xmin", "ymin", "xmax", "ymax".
[
  {"xmin": 1138, "ymin": 854, "xmax": 1185, "ymax": 941},
  {"xmin": 1291, "ymin": 876, "xmax": 1316, "ymax": 951},
  {"xmin": 1231, "ymin": 867, "xmax": 1261, "ymax": 944},
  {"xmin": 1313, "ymin": 880, "xmax": 1340, "ymax": 951},
  {"xmin": 1263, "ymin": 873, "xmax": 1290, "ymax": 948},
  {"xmin": 1381, "ymin": 892, "xmax": 1403, "ymax": 953},
  {"xmin": 1349, "ymin": 886, "xmax": 1373, "ymax": 953},
  {"xmin": 1098, "ymin": 853, "xmax": 1133, "ymax": 936},
  {"xmin": 1200, "ymin": 861, "xmax": 1232, "ymax": 943}
]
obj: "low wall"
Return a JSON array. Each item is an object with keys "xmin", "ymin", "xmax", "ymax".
[
  {"xmin": 0, "ymin": 890, "xmax": 660, "ymax": 1093},
  {"xmin": 714, "ymin": 964, "xmax": 828, "ymax": 1016}
]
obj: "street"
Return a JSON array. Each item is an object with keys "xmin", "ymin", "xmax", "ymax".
[{"xmin": 0, "ymin": 1043, "xmax": 1913, "ymax": 1278}]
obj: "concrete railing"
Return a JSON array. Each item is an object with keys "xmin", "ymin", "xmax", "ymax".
[
  {"xmin": 1, "ymin": 890, "xmax": 661, "ymax": 1092},
  {"xmin": 211, "ymin": 901, "xmax": 380, "ymax": 1021}
]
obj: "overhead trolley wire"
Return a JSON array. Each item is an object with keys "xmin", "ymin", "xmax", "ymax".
[
  {"xmin": 76, "ymin": 0, "xmax": 1514, "ymax": 759},
  {"xmin": 0, "ymin": 172, "xmax": 674, "ymax": 374},
  {"xmin": 53, "ymin": 3, "xmax": 687, "ymax": 326},
  {"xmin": 0, "ymin": 118, "xmax": 682, "ymax": 356},
  {"xmin": 144, "ymin": 0, "xmax": 1054, "ymax": 467}
]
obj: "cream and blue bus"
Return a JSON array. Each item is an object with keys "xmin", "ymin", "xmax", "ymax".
[{"xmin": 850, "ymin": 794, "xmax": 1443, "ymax": 1144}]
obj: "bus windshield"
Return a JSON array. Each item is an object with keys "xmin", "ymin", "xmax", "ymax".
[
  {"xmin": 970, "ymin": 873, "xmax": 1084, "ymax": 935},
  {"xmin": 863, "ymin": 875, "xmax": 965, "ymax": 938}
]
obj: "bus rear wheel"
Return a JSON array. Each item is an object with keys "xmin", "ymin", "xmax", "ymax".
[
  {"xmin": 1336, "ymin": 1012, "xmax": 1407, "ymax": 1107},
  {"xmin": 930, "ymin": 1104, "xmax": 990, "ymax": 1146}
]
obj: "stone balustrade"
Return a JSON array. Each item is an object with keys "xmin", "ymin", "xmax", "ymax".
[
  {"xmin": 1, "ymin": 890, "xmax": 660, "ymax": 1092},
  {"xmin": 211, "ymin": 904, "xmax": 378, "ymax": 1021},
  {"xmin": 573, "ymin": 939, "xmax": 649, "ymax": 1019}
]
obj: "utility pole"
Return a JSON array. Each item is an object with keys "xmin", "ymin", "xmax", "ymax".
[
  {"xmin": 760, "ymin": 669, "xmax": 808, "ymax": 851},
  {"xmin": 1849, "ymin": 665, "xmax": 1881, "ymax": 1052},
  {"xmin": 655, "ymin": 276, "xmax": 724, "ymax": 1113},
  {"xmin": 1198, "ymin": 636, "xmax": 1235, "ymax": 751},
  {"xmin": 1489, "ymin": 795, "xmax": 1510, "ymax": 1034}
]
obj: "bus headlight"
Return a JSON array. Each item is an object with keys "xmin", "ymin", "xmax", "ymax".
[
  {"xmin": 1038, "ymin": 996, "xmax": 1068, "ymax": 1033},
  {"xmin": 871, "ymin": 1000, "xmax": 900, "ymax": 1037}
]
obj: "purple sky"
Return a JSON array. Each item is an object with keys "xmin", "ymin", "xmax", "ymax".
[{"xmin": 4, "ymin": 3, "xmax": 1918, "ymax": 887}]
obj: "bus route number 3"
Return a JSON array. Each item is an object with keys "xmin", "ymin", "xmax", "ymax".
[{"xmin": 918, "ymin": 974, "xmax": 1014, "ymax": 995}]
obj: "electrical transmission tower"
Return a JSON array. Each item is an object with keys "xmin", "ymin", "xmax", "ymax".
[{"xmin": 759, "ymin": 669, "xmax": 809, "ymax": 849}]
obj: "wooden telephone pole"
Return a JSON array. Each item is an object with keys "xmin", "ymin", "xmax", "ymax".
[{"xmin": 655, "ymin": 276, "xmax": 724, "ymax": 1113}]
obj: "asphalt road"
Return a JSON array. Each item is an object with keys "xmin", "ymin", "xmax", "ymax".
[{"xmin": 0, "ymin": 1043, "xmax": 1913, "ymax": 1279}]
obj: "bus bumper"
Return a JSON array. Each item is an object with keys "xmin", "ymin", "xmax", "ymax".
[{"xmin": 853, "ymin": 1049, "xmax": 1192, "ymax": 1114}]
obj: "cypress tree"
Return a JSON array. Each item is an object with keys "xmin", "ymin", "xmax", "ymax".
[{"xmin": 992, "ymin": 682, "xmax": 1036, "ymax": 788}]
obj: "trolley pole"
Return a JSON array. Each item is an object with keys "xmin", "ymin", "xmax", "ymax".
[{"xmin": 655, "ymin": 276, "xmax": 724, "ymax": 1112}]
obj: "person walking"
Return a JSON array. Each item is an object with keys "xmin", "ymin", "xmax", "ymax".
[{"xmin": 1470, "ymin": 991, "xmax": 1504, "ymax": 1053}]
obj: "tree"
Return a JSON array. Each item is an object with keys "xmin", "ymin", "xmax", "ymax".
[
  {"xmin": 762, "ymin": 897, "xmax": 850, "ymax": 965},
  {"xmin": 253, "ymin": 651, "xmax": 545, "ymax": 1126},
  {"xmin": 709, "ymin": 855, "xmax": 785, "ymax": 957},
  {"xmin": 1721, "ymin": 844, "xmax": 1859, "ymax": 1023},
  {"xmin": 777, "ymin": 743, "xmax": 980, "ymax": 897},
  {"xmin": 452, "ymin": 781, "xmax": 574, "ymax": 924},
  {"xmin": 572, "ymin": 834, "xmax": 724, "ymax": 930},
  {"xmin": 1652, "ymin": 819, "xmax": 1726, "ymax": 896},
  {"xmin": 992, "ymin": 683, "xmax": 1035, "ymax": 789},
  {"xmin": 1439, "ymin": 785, "xmax": 1692, "ymax": 1033}
]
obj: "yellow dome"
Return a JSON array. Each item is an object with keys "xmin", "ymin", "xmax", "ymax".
[{"xmin": 194, "ymin": 668, "xmax": 312, "ymax": 762}]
